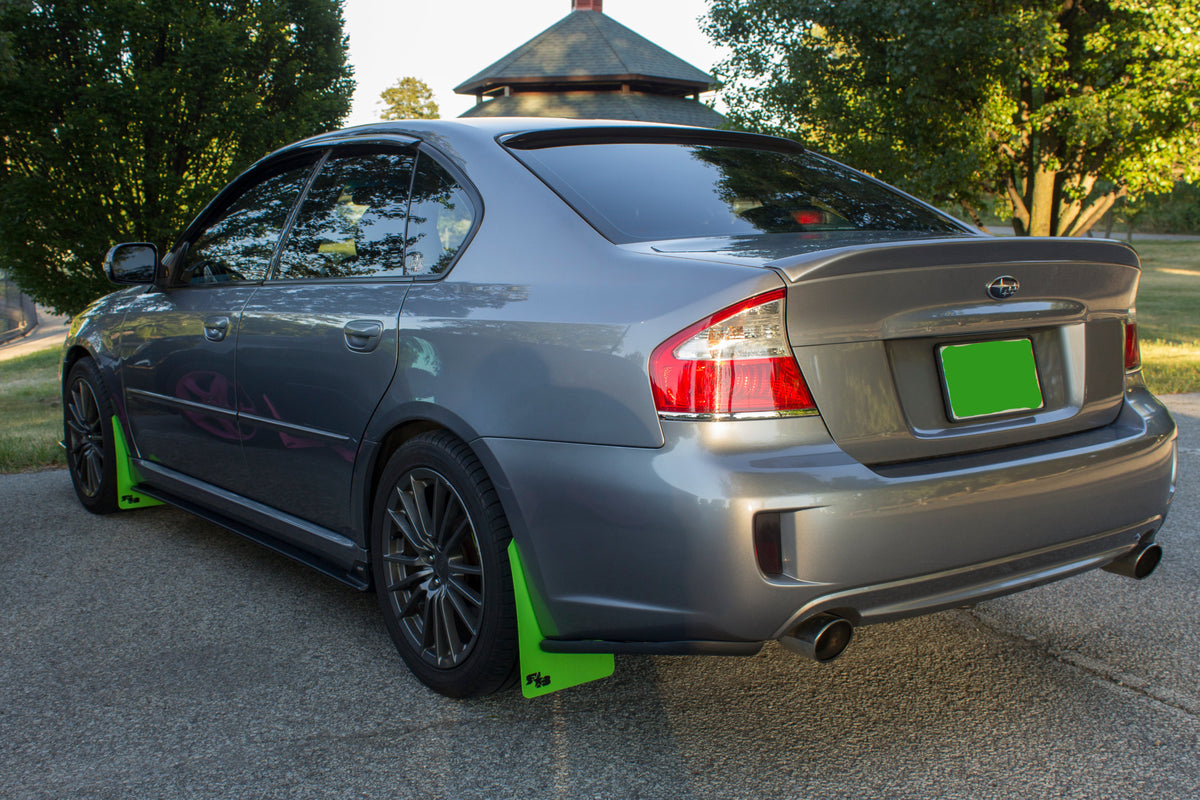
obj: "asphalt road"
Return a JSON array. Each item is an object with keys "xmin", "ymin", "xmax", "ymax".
[{"xmin": 2, "ymin": 397, "xmax": 1198, "ymax": 799}]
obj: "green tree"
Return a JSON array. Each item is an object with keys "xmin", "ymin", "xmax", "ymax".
[
  {"xmin": 0, "ymin": 0, "xmax": 15, "ymax": 80},
  {"xmin": 705, "ymin": 0, "xmax": 1200, "ymax": 235},
  {"xmin": 0, "ymin": 0, "xmax": 354, "ymax": 315},
  {"xmin": 379, "ymin": 76, "xmax": 439, "ymax": 121}
]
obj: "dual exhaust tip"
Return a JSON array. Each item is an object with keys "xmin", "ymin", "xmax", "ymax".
[
  {"xmin": 780, "ymin": 613, "xmax": 854, "ymax": 663},
  {"xmin": 780, "ymin": 543, "xmax": 1162, "ymax": 663},
  {"xmin": 1102, "ymin": 542, "xmax": 1162, "ymax": 580}
]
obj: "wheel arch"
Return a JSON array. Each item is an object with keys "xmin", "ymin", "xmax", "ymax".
[
  {"xmin": 356, "ymin": 404, "xmax": 487, "ymax": 552},
  {"xmin": 355, "ymin": 407, "xmax": 557, "ymax": 636},
  {"xmin": 62, "ymin": 344, "xmax": 128, "ymax": 432},
  {"xmin": 62, "ymin": 343, "xmax": 92, "ymax": 377}
]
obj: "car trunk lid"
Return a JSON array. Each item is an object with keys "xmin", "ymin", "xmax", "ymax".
[{"xmin": 770, "ymin": 236, "xmax": 1140, "ymax": 464}]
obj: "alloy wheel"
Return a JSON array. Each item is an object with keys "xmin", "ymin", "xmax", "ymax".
[
  {"xmin": 66, "ymin": 377, "xmax": 105, "ymax": 498},
  {"xmin": 381, "ymin": 468, "xmax": 486, "ymax": 669}
]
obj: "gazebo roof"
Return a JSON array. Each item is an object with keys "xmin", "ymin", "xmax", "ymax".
[
  {"xmin": 454, "ymin": 8, "xmax": 715, "ymax": 97},
  {"xmin": 458, "ymin": 91, "xmax": 726, "ymax": 127}
]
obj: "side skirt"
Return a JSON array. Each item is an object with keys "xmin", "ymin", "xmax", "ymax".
[{"xmin": 133, "ymin": 459, "xmax": 371, "ymax": 591}]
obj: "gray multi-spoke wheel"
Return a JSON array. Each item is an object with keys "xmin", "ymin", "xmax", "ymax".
[
  {"xmin": 384, "ymin": 467, "xmax": 485, "ymax": 668},
  {"xmin": 64, "ymin": 359, "xmax": 119, "ymax": 513},
  {"xmin": 371, "ymin": 431, "xmax": 518, "ymax": 697}
]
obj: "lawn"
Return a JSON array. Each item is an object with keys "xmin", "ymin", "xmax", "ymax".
[
  {"xmin": 1130, "ymin": 240, "xmax": 1200, "ymax": 394},
  {"xmin": 0, "ymin": 348, "xmax": 65, "ymax": 472},
  {"xmin": 0, "ymin": 240, "xmax": 1195, "ymax": 474}
]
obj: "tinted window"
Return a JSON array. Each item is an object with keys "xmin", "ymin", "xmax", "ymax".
[
  {"xmin": 404, "ymin": 154, "xmax": 475, "ymax": 277},
  {"xmin": 276, "ymin": 150, "xmax": 416, "ymax": 280},
  {"xmin": 511, "ymin": 143, "xmax": 963, "ymax": 243},
  {"xmin": 178, "ymin": 161, "xmax": 315, "ymax": 285}
]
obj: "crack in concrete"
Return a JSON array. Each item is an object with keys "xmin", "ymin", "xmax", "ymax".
[{"xmin": 960, "ymin": 608, "xmax": 1200, "ymax": 718}]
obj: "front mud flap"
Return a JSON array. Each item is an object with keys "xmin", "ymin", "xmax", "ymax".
[
  {"xmin": 111, "ymin": 415, "xmax": 163, "ymax": 511},
  {"xmin": 507, "ymin": 541, "xmax": 614, "ymax": 698}
]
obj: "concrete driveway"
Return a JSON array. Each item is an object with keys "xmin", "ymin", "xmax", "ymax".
[
  {"xmin": 1, "ymin": 396, "xmax": 1197, "ymax": 799},
  {"xmin": 0, "ymin": 310, "xmax": 70, "ymax": 362}
]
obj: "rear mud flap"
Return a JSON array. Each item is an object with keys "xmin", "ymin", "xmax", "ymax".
[
  {"xmin": 508, "ymin": 541, "xmax": 614, "ymax": 697},
  {"xmin": 111, "ymin": 415, "xmax": 163, "ymax": 511}
]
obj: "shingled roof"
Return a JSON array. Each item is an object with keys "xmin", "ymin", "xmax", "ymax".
[
  {"xmin": 454, "ymin": 7, "xmax": 715, "ymax": 98},
  {"xmin": 459, "ymin": 91, "xmax": 725, "ymax": 127}
]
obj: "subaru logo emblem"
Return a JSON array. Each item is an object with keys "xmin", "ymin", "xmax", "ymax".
[{"xmin": 987, "ymin": 275, "xmax": 1020, "ymax": 300}]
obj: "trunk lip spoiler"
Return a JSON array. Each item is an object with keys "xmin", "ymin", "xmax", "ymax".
[{"xmin": 766, "ymin": 236, "xmax": 1141, "ymax": 284}]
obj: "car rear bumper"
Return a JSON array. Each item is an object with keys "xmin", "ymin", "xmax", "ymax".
[{"xmin": 474, "ymin": 386, "xmax": 1176, "ymax": 646}]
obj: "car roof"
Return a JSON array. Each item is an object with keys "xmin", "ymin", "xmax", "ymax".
[{"xmin": 277, "ymin": 117, "xmax": 799, "ymax": 157}]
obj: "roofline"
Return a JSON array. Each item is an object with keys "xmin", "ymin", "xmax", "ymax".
[
  {"xmin": 261, "ymin": 118, "xmax": 762, "ymax": 156},
  {"xmin": 455, "ymin": 73, "xmax": 713, "ymax": 95}
]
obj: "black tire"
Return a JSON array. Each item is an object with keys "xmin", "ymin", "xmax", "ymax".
[
  {"xmin": 63, "ymin": 359, "xmax": 119, "ymax": 514},
  {"xmin": 371, "ymin": 431, "xmax": 518, "ymax": 697}
]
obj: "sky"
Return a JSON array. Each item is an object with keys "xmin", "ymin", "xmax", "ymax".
[{"xmin": 340, "ymin": 0, "xmax": 728, "ymax": 126}]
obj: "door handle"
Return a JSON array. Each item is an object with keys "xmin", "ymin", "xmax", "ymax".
[
  {"xmin": 203, "ymin": 315, "xmax": 231, "ymax": 342},
  {"xmin": 344, "ymin": 319, "xmax": 383, "ymax": 353}
]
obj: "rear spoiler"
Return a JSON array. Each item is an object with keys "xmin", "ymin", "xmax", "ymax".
[{"xmin": 769, "ymin": 236, "xmax": 1140, "ymax": 284}]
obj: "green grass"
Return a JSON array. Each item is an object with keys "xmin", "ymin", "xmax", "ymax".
[
  {"xmin": 1130, "ymin": 241, "xmax": 1200, "ymax": 394},
  {"xmin": 0, "ymin": 348, "xmax": 65, "ymax": 473}
]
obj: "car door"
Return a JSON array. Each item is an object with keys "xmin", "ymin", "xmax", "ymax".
[
  {"xmin": 233, "ymin": 144, "xmax": 431, "ymax": 536},
  {"xmin": 119, "ymin": 155, "xmax": 318, "ymax": 491}
]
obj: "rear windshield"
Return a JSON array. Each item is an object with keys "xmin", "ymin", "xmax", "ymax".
[{"xmin": 509, "ymin": 141, "xmax": 964, "ymax": 244}]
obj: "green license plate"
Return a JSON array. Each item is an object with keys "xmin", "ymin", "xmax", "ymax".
[{"xmin": 938, "ymin": 338, "xmax": 1043, "ymax": 421}]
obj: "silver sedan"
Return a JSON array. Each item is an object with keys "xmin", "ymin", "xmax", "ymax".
[{"xmin": 63, "ymin": 118, "xmax": 1177, "ymax": 697}]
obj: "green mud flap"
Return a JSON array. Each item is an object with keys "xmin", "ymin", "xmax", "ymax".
[
  {"xmin": 111, "ymin": 415, "xmax": 163, "ymax": 511},
  {"xmin": 508, "ymin": 541, "xmax": 614, "ymax": 698}
]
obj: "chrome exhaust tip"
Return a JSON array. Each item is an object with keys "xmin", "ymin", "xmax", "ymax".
[
  {"xmin": 1102, "ymin": 543, "xmax": 1162, "ymax": 581},
  {"xmin": 779, "ymin": 613, "xmax": 854, "ymax": 663}
]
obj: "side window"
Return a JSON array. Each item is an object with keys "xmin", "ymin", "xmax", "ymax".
[
  {"xmin": 276, "ymin": 150, "xmax": 416, "ymax": 280},
  {"xmin": 405, "ymin": 154, "xmax": 475, "ymax": 277},
  {"xmin": 177, "ymin": 161, "xmax": 315, "ymax": 285}
]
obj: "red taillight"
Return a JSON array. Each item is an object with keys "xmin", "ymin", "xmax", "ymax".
[
  {"xmin": 649, "ymin": 288, "xmax": 818, "ymax": 418},
  {"xmin": 1124, "ymin": 321, "xmax": 1141, "ymax": 371}
]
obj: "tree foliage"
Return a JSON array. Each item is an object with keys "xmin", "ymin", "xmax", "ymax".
[
  {"xmin": 0, "ymin": 0, "xmax": 15, "ymax": 80},
  {"xmin": 0, "ymin": 0, "xmax": 354, "ymax": 315},
  {"xmin": 1121, "ymin": 181, "xmax": 1200, "ymax": 234},
  {"xmin": 705, "ymin": 0, "xmax": 1200, "ymax": 235},
  {"xmin": 379, "ymin": 76, "xmax": 439, "ymax": 121}
]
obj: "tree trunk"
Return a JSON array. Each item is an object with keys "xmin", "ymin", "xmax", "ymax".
[
  {"xmin": 1027, "ymin": 164, "xmax": 1057, "ymax": 236},
  {"xmin": 1006, "ymin": 176, "xmax": 1031, "ymax": 235},
  {"xmin": 1065, "ymin": 190, "xmax": 1121, "ymax": 237},
  {"xmin": 960, "ymin": 202, "xmax": 989, "ymax": 233}
]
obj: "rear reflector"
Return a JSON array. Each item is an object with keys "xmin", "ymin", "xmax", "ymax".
[
  {"xmin": 753, "ymin": 512, "xmax": 783, "ymax": 577},
  {"xmin": 1124, "ymin": 321, "xmax": 1141, "ymax": 371},
  {"xmin": 650, "ymin": 288, "xmax": 817, "ymax": 419}
]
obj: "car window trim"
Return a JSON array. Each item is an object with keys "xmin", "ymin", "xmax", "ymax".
[
  {"xmin": 164, "ymin": 151, "xmax": 327, "ymax": 288},
  {"xmin": 260, "ymin": 141, "xmax": 421, "ymax": 285},
  {"xmin": 255, "ymin": 140, "xmax": 485, "ymax": 285},
  {"xmin": 407, "ymin": 142, "xmax": 484, "ymax": 282},
  {"xmin": 164, "ymin": 134, "xmax": 423, "ymax": 282},
  {"xmin": 265, "ymin": 148, "xmax": 333, "ymax": 281}
]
